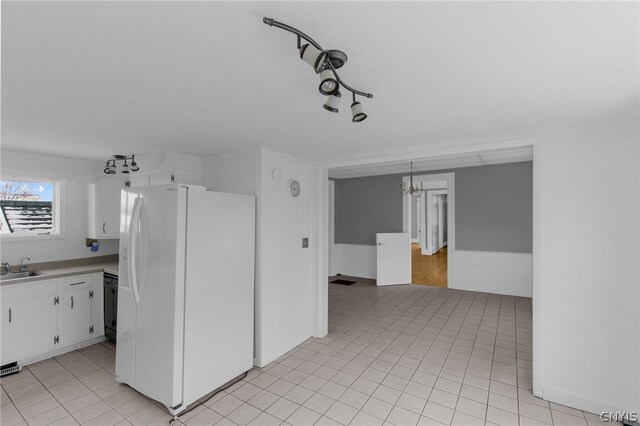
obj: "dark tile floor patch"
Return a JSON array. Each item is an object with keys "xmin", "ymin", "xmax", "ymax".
[{"xmin": 330, "ymin": 279, "xmax": 357, "ymax": 286}]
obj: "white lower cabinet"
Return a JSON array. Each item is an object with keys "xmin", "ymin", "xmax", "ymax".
[
  {"xmin": 0, "ymin": 273, "xmax": 104, "ymax": 367},
  {"xmin": 61, "ymin": 276, "xmax": 94, "ymax": 346},
  {"xmin": 3, "ymin": 296, "xmax": 58, "ymax": 363}
]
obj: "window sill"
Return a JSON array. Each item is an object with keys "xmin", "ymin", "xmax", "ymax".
[{"xmin": 0, "ymin": 234, "xmax": 65, "ymax": 243}]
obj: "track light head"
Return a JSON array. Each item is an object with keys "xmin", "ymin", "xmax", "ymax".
[
  {"xmin": 300, "ymin": 44, "xmax": 327, "ymax": 73},
  {"xmin": 351, "ymin": 101, "xmax": 367, "ymax": 123},
  {"xmin": 323, "ymin": 91, "xmax": 341, "ymax": 113},
  {"xmin": 319, "ymin": 69, "xmax": 338, "ymax": 95},
  {"xmin": 130, "ymin": 155, "xmax": 139, "ymax": 172}
]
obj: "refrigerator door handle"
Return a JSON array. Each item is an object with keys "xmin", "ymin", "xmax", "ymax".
[{"xmin": 128, "ymin": 197, "xmax": 143, "ymax": 304}]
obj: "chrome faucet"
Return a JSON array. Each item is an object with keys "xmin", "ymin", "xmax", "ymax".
[
  {"xmin": 1, "ymin": 262, "xmax": 10, "ymax": 274},
  {"xmin": 20, "ymin": 257, "xmax": 31, "ymax": 272}
]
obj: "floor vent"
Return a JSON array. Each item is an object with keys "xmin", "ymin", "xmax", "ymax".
[
  {"xmin": 0, "ymin": 362, "xmax": 22, "ymax": 377},
  {"xmin": 331, "ymin": 279, "xmax": 357, "ymax": 286}
]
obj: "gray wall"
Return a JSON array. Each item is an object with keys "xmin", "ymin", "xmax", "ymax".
[
  {"xmin": 334, "ymin": 162, "xmax": 533, "ymax": 253},
  {"xmin": 334, "ymin": 174, "xmax": 404, "ymax": 245}
]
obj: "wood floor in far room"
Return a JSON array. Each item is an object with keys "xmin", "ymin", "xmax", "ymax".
[{"xmin": 412, "ymin": 243, "xmax": 447, "ymax": 287}]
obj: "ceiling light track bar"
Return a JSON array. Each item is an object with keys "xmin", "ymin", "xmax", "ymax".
[
  {"xmin": 263, "ymin": 17, "xmax": 373, "ymax": 100},
  {"xmin": 264, "ymin": 18, "xmax": 324, "ymax": 52},
  {"xmin": 327, "ymin": 60, "xmax": 373, "ymax": 99}
]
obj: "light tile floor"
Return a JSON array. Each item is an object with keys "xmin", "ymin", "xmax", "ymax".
[{"xmin": 1, "ymin": 278, "xmax": 610, "ymax": 426}]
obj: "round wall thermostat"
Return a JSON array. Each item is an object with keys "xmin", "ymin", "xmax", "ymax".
[
  {"xmin": 287, "ymin": 179, "xmax": 301, "ymax": 197},
  {"xmin": 271, "ymin": 168, "xmax": 282, "ymax": 182}
]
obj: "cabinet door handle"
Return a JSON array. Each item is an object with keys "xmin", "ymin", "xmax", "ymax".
[
  {"xmin": 8, "ymin": 308, "xmax": 11, "ymax": 323},
  {"xmin": 71, "ymin": 296, "xmax": 74, "ymax": 309},
  {"xmin": 103, "ymin": 222, "xmax": 106, "ymax": 234},
  {"xmin": 69, "ymin": 281, "xmax": 86, "ymax": 286}
]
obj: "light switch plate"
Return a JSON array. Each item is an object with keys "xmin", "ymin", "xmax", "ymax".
[{"xmin": 302, "ymin": 237, "xmax": 309, "ymax": 248}]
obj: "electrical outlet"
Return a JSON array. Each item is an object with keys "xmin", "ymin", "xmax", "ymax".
[{"xmin": 302, "ymin": 237, "xmax": 309, "ymax": 248}]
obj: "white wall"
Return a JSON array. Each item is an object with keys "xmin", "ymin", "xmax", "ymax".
[
  {"xmin": 533, "ymin": 122, "xmax": 640, "ymax": 414},
  {"xmin": 451, "ymin": 250, "xmax": 532, "ymax": 297},
  {"xmin": 202, "ymin": 151, "xmax": 256, "ymax": 195},
  {"xmin": 203, "ymin": 147, "xmax": 317, "ymax": 368},
  {"xmin": 0, "ymin": 150, "xmax": 120, "ymax": 264},
  {"xmin": 331, "ymin": 244, "xmax": 377, "ymax": 279},
  {"xmin": 331, "ymin": 244, "xmax": 532, "ymax": 297},
  {"xmin": 257, "ymin": 147, "xmax": 315, "ymax": 366}
]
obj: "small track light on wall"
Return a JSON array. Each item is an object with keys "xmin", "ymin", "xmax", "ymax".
[
  {"xmin": 104, "ymin": 155, "xmax": 140, "ymax": 175},
  {"xmin": 263, "ymin": 17, "xmax": 373, "ymax": 123}
]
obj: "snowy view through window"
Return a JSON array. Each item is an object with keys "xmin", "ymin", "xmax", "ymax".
[{"xmin": 0, "ymin": 180, "xmax": 55, "ymax": 235}]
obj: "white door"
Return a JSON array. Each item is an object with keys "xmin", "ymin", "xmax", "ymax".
[
  {"xmin": 96, "ymin": 178, "xmax": 126, "ymax": 238},
  {"xmin": 431, "ymin": 194, "xmax": 439, "ymax": 254},
  {"xmin": 3, "ymin": 297, "xmax": 57, "ymax": 362},
  {"xmin": 62, "ymin": 278, "xmax": 93, "ymax": 346},
  {"xmin": 133, "ymin": 185, "xmax": 185, "ymax": 408},
  {"xmin": 376, "ymin": 233, "xmax": 411, "ymax": 286},
  {"xmin": 416, "ymin": 195, "xmax": 424, "ymax": 249},
  {"xmin": 425, "ymin": 190, "xmax": 447, "ymax": 255},
  {"xmin": 115, "ymin": 187, "xmax": 140, "ymax": 386},
  {"xmin": 437, "ymin": 196, "xmax": 445, "ymax": 249},
  {"xmin": 1, "ymin": 304, "xmax": 16, "ymax": 364}
]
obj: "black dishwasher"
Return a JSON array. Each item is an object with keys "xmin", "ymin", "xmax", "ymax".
[{"xmin": 103, "ymin": 273, "xmax": 118, "ymax": 342}]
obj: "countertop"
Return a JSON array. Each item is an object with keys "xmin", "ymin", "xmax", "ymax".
[{"xmin": 1, "ymin": 257, "xmax": 118, "ymax": 287}]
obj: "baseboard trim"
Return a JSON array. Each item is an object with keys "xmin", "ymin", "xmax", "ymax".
[
  {"xmin": 542, "ymin": 385, "xmax": 634, "ymax": 416},
  {"xmin": 254, "ymin": 329, "xmax": 312, "ymax": 368},
  {"xmin": 13, "ymin": 335, "xmax": 107, "ymax": 368}
]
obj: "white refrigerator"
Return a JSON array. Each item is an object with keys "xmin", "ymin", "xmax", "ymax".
[{"xmin": 115, "ymin": 184, "xmax": 255, "ymax": 416}]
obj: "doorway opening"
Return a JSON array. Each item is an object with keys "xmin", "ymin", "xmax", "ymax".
[
  {"xmin": 411, "ymin": 189, "xmax": 448, "ymax": 286},
  {"xmin": 322, "ymin": 143, "xmax": 535, "ymax": 393},
  {"xmin": 405, "ymin": 175, "xmax": 453, "ymax": 287}
]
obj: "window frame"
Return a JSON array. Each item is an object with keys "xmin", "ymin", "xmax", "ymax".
[{"xmin": 0, "ymin": 179, "xmax": 65, "ymax": 242}]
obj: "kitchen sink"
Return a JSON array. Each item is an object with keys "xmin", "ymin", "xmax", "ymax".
[{"xmin": 0, "ymin": 271, "xmax": 45, "ymax": 281}]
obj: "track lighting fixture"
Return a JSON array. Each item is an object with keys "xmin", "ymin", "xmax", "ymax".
[
  {"xmin": 263, "ymin": 17, "xmax": 373, "ymax": 123},
  {"xmin": 323, "ymin": 91, "xmax": 341, "ymax": 113},
  {"xmin": 319, "ymin": 69, "xmax": 339, "ymax": 95},
  {"xmin": 350, "ymin": 93, "xmax": 367, "ymax": 123},
  {"xmin": 104, "ymin": 155, "xmax": 140, "ymax": 175},
  {"xmin": 300, "ymin": 44, "xmax": 327, "ymax": 73}
]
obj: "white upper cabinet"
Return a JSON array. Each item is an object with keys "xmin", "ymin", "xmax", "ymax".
[
  {"xmin": 129, "ymin": 175, "xmax": 150, "ymax": 188},
  {"xmin": 88, "ymin": 177, "xmax": 128, "ymax": 239},
  {"xmin": 149, "ymin": 170, "xmax": 202, "ymax": 186}
]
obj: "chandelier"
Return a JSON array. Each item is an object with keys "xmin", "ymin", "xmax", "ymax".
[
  {"xmin": 263, "ymin": 18, "xmax": 373, "ymax": 122},
  {"xmin": 104, "ymin": 155, "xmax": 139, "ymax": 175},
  {"xmin": 401, "ymin": 162, "xmax": 424, "ymax": 195}
]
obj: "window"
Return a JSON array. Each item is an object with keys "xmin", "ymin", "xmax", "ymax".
[{"xmin": 0, "ymin": 180, "xmax": 59, "ymax": 237}]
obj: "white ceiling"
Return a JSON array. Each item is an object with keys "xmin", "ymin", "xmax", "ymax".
[
  {"xmin": 1, "ymin": 1, "xmax": 638, "ymax": 163},
  {"xmin": 328, "ymin": 146, "xmax": 532, "ymax": 178}
]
